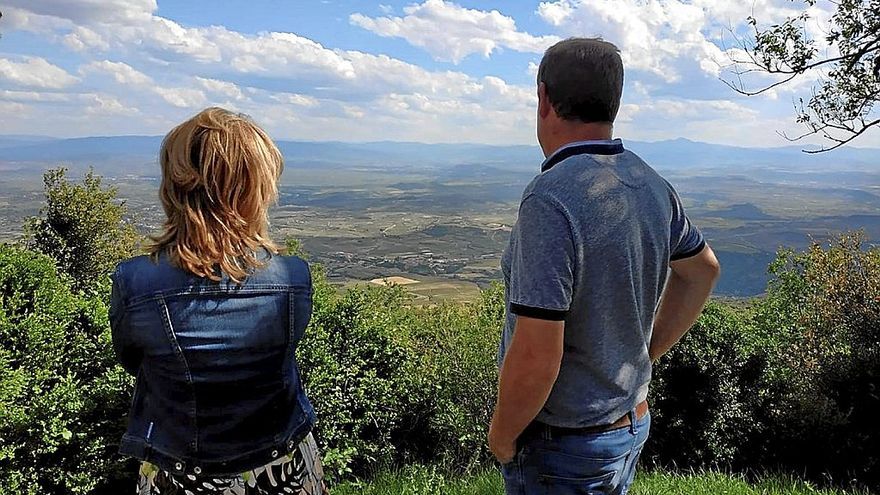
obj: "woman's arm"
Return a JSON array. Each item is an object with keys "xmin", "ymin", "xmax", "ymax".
[{"xmin": 110, "ymin": 268, "xmax": 142, "ymax": 376}]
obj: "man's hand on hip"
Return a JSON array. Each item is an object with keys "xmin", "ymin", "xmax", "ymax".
[{"xmin": 488, "ymin": 426, "xmax": 517, "ymax": 464}]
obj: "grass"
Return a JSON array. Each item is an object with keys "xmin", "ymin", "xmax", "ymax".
[{"xmin": 332, "ymin": 466, "xmax": 872, "ymax": 495}]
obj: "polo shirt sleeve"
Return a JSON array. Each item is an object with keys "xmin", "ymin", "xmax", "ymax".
[
  {"xmin": 508, "ymin": 194, "xmax": 575, "ymax": 321},
  {"xmin": 669, "ymin": 187, "xmax": 706, "ymax": 261}
]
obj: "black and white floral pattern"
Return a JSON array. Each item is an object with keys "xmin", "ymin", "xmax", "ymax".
[{"xmin": 137, "ymin": 433, "xmax": 326, "ymax": 495}]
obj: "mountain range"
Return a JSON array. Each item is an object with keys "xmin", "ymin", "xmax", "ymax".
[{"xmin": 1, "ymin": 134, "xmax": 877, "ymax": 175}]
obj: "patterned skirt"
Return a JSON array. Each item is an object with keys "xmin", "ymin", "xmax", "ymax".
[{"xmin": 136, "ymin": 433, "xmax": 327, "ymax": 495}]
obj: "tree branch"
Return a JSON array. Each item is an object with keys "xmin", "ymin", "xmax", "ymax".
[{"xmin": 803, "ymin": 119, "xmax": 880, "ymax": 153}]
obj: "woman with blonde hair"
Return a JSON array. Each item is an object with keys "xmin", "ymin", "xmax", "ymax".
[{"xmin": 109, "ymin": 107, "xmax": 326, "ymax": 495}]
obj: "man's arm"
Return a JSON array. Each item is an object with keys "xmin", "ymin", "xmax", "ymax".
[
  {"xmin": 488, "ymin": 316, "xmax": 564, "ymax": 463},
  {"xmin": 650, "ymin": 245, "xmax": 721, "ymax": 362}
]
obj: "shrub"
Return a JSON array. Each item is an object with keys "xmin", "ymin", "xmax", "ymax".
[
  {"xmin": 753, "ymin": 232, "xmax": 880, "ymax": 488},
  {"xmin": 299, "ymin": 279, "xmax": 430, "ymax": 482},
  {"xmin": 24, "ymin": 168, "xmax": 139, "ymax": 293},
  {"xmin": 646, "ymin": 301, "xmax": 774, "ymax": 470},
  {"xmin": 405, "ymin": 284, "xmax": 502, "ymax": 471},
  {"xmin": 298, "ymin": 275, "xmax": 503, "ymax": 481},
  {"xmin": 0, "ymin": 244, "xmax": 133, "ymax": 494}
]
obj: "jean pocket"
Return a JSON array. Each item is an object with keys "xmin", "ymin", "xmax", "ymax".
[
  {"xmin": 539, "ymin": 470, "xmax": 617, "ymax": 495},
  {"xmin": 534, "ymin": 448, "xmax": 626, "ymax": 495}
]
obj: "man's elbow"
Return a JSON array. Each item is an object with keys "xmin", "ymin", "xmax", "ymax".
[{"xmin": 705, "ymin": 248, "xmax": 721, "ymax": 283}]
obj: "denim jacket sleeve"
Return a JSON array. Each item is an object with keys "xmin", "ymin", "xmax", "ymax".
[
  {"xmin": 110, "ymin": 265, "xmax": 142, "ymax": 376},
  {"xmin": 291, "ymin": 262, "xmax": 314, "ymax": 343}
]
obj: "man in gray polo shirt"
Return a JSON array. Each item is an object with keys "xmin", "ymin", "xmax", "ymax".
[{"xmin": 488, "ymin": 38, "xmax": 721, "ymax": 495}]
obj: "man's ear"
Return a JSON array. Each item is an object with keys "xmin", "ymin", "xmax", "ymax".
[{"xmin": 537, "ymin": 82, "xmax": 552, "ymax": 120}]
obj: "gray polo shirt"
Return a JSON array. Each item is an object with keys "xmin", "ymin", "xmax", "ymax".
[{"xmin": 499, "ymin": 139, "xmax": 705, "ymax": 428}]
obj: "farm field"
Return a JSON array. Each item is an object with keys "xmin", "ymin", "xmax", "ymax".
[{"xmin": 3, "ymin": 138, "xmax": 880, "ymax": 299}]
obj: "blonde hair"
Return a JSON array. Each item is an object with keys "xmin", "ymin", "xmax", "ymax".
[{"xmin": 148, "ymin": 107, "xmax": 283, "ymax": 282}]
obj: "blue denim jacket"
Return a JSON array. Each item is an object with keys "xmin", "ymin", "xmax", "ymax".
[{"xmin": 109, "ymin": 253, "xmax": 316, "ymax": 476}]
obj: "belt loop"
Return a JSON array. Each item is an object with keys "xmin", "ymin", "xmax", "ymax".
[
  {"xmin": 628, "ymin": 408, "xmax": 638, "ymax": 435},
  {"xmin": 543, "ymin": 422, "xmax": 553, "ymax": 441}
]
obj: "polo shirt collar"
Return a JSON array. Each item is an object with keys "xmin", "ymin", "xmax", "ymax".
[{"xmin": 541, "ymin": 138, "xmax": 625, "ymax": 172}]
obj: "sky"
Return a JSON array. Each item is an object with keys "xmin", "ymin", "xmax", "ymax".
[{"xmin": 1, "ymin": 0, "xmax": 877, "ymax": 148}]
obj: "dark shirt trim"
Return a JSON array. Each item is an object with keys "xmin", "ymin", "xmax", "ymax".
[
  {"xmin": 541, "ymin": 141, "xmax": 626, "ymax": 173},
  {"xmin": 670, "ymin": 240, "xmax": 707, "ymax": 261},
  {"xmin": 511, "ymin": 303, "xmax": 569, "ymax": 321}
]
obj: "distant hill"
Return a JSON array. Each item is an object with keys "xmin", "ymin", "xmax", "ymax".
[
  {"xmin": 0, "ymin": 135, "xmax": 57, "ymax": 149},
  {"xmin": 0, "ymin": 134, "xmax": 877, "ymax": 176}
]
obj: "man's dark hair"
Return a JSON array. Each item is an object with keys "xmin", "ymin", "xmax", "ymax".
[{"xmin": 537, "ymin": 37, "xmax": 624, "ymax": 124}]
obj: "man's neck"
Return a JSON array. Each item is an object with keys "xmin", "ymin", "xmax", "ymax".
[{"xmin": 542, "ymin": 123, "xmax": 614, "ymax": 158}]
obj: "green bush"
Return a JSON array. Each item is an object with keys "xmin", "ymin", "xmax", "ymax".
[
  {"xmin": 753, "ymin": 232, "xmax": 880, "ymax": 488},
  {"xmin": 24, "ymin": 168, "xmax": 139, "ymax": 293},
  {"xmin": 647, "ymin": 232, "xmax": 879, "ymax": 492},
  {"xmin": 299, "ymin": 276, "xmax": 502, "ymax": 482},
  {"xmin": 0, "ymin": 244, "xmax": 133, "ymax": 494},
  {"xmin": 404, "ymin": 284, "xmax": 502, "ymax": 471},
  {"xmin": 299, "ymin": 280, "xmax": 429, "ymax": 481},
  {"xmin": 646, "ymin": 301, "xmax": 774, "ymax": 469}
]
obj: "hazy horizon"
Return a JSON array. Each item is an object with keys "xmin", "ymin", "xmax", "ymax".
[{"xmin": 2, "ymin": 133, "xmax": 879, "ymax": 152}]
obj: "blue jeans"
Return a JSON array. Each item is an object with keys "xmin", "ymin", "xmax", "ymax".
[{"xmin": 502, "ymin": 411, "xmax": 650, "ymax": 495}]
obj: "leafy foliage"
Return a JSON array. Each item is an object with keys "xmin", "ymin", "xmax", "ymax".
[
  {"xmin": 0, "ymin": 245, "xmax": 134, "ymax": 494},
  {"xmin": 648, "ymin": 232, "xmax": 879, "ymax": 492},
  {"xmin": 646, "ymin": 302, "xmax": 773, "ymax": 469},
  {"xmin": 402, "ymin": 284, "xmax": 502, "ymax": 472},
  {"xmin": 753, "ymin": 232, "xmax": 880, "ymax": 487},
  {"xmin": 299, "ymin": 275, "xmax": 502, "ymax": 482},
  {"xmin": 728, "ymin": 0, "xmax": 879, "ymax": 151},
  {"xmin": 24, "ymin": 168, "xmax": 140, "ymax": 292},
  {"xmin": 300, "ymin": 282, "xmax": 427, "ymax": 481}
]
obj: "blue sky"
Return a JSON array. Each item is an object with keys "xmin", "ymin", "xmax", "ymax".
[{"xmin": 1, "ymin": 0, "xmax": 876, "ymax": 147}]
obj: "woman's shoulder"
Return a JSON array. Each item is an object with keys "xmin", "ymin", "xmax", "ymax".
[
  {"xmin": 112, "ymin": 255, "xmax": 155, "ymax": 282},
  {"xmin": 263, "ymin": 254, "xmax": 311, "ymax": 287},
  {"xmin": 116, "ymin": 254, "xmax": 155, "ymax": 271}
]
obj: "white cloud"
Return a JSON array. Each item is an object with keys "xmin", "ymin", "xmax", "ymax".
[
  {"xmin": 63, "ymin": 26, "xmax": 111, "ymax": 51},
  {"xmin": 527, "ymin": 62, "xmax": 539, "ymax": 78},
  {"xmin": 534, "ymin": 0, "xmax": 820, "ymax": 84},
  {"xmin": 0, "ymin": 57, "xmax": 79, "ymax": 89},
  {"xmin": 269, "ymin": 92, "xmax": 320, "ymax": 107},
  {"xmin": 0, "ymin": 101, "xmax": 29, "ymax": 117},
  {"xmin": 196, "ymin": 77, "xmax": 247, "ymax": 101},
  {"xmin": 84, "ymin": 94, "xmax": 140, "ymax": 116},
  {"xmin": 4, "ymin": 0, "xmax": 156, "ymax": 25},
  {"xmin": 154, "ymin": 87, "xmax": 209, "ymax": 109},
  {"xmin": 351, "ymin": 0, "xmax": 559, "ymax": 63},
  {"xmin": 1, "ymin": 6, "xmax": 73, "ymax": 33},
  {"xmin": 627, "ymin": 98, "xmax": 759, "ymax": 121},
  {"xmin": 80, "ymin": 61, "xmax": 153, "ymax": 86},
  {"xmin": 536, "ymin": 0, "xmax": 713, "ymax": 82},
  {"xmin": 0, "ymin": 90, "xmax": 72, "ymax": 102}
]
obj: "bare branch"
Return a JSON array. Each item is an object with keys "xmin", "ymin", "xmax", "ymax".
[
  {"xmin": 803, "ymin": 119, "xmax": 880, "ymax": 153},
  {"xmin": 722, "ymin": 73, "xmax": 801, "ymax": 96}
]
